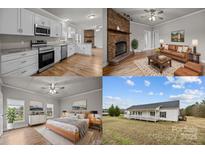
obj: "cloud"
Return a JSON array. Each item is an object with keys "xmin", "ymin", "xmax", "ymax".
[
  {"xmin": 148, "ymin": 92, "xmax": 154, "ymax": 95},
  {"xmin": 103, "ymin": 96, "xmax": 129, "ymax": 109},
  {"xmin": 169, "ymin": 89, "xmax": 205, "ymax": 104},
  {"xmin": 144, "ymin": 80, "xmax": 151, "ymax": 87},
  {"xmin": 165, "ymin": 77, "xmax": 202, "ymax": 89},
  {"xmin": 159, "ymin": 92, "xmax": 164, "ymax": 96},
  {"xmin": 126, "ymin": 79, "xmax": 135, "ymax": 86},
  {"xmin": 130, "ymin": 89, "xmax": 142, "ymax": 94}
]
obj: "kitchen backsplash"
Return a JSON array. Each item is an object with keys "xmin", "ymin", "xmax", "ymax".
[{"xmin": 0, "ymin": 35, "xmax": 61, "ymax": 50}]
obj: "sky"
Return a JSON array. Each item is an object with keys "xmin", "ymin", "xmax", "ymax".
[{"xmin": 103, "ymin": 76, "xmax": 205, "ymax": 109}]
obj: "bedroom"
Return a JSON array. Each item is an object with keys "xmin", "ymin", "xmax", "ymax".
[{"xmin": 0, "ymin": 77, "xmax": 102, "ymax": 145}]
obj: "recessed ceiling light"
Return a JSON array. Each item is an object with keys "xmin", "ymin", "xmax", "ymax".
[{"xmin": 88, "ymin": 14, "xmax": 96, "ymax": 19}]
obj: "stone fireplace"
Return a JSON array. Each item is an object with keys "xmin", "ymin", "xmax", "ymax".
[{"xmin": 107, "ymin": 9, "xmax": 132, "ymax": 65}]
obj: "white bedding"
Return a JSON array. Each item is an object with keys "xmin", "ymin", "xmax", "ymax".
[{"xmin": 46, "ymin": 117, "xmax": 89, "ymax": 133}]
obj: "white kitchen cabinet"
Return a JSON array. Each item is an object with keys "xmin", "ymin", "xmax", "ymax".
[
  {"xmin": 29, "ymin": 115, "xmax": 47, "ymax": 126},
  {"xmin": 0, "ymin": 8, "xmax": 34, "ymax": 36},
  {"xmin": 54, "ymin": 46, "xmax": 61, "ymax": 63},
  {"xmin": 0, "ymin": 49, "xmax": 38, "ymax": 76},
  {"xmin": 34, "ymin": 14, "xmax": 50, "ymax": 27},
  {"xmin": 51, "ymin": 21, "xmax": 62, "ymax": 37},
  {"xmin": 67, "ymin": 44, "xmax": 76, "ymax": 57},
  {"xmin": 0, "ymin": 8, "xmax": 18, "ymax": 35},
  {"xmin": 20, "ymin": 9, "xmax": 34, "ymax": 36},
  {"xmin": 76, "ymin": 43, "xmax": 92, "ymax": 56}
]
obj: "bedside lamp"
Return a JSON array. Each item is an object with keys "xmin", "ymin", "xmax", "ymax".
[
  {"xmin": 192, "ymin": 39, "xmax": 198, "ymax": 53},
  {"xmin": 159, "ymin": 39, "xmax": 164, "ymax": 48}
]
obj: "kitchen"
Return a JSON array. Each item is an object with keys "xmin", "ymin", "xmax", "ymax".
[{"xmin": 0, "ymin": 8, "xmax": 103, "ymax": 76}]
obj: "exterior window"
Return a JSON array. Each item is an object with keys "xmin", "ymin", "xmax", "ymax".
[
  {"xmin": 138, "ymin": 112, "xmax": 142, "ymax": 115},
  {"xmin": 160, "ymin": 112, "xmax": 166, "ymax": 118},
  {"xmin": 150, "ymin": 111, "xmax": 155, "ymax": 116},
  {"xmin": 7, "ymin": 98, "xmax": 25, "ymax": 122},
  {"xmin": 46, "ymin": 104, "xmax": 54, "ymax": 118}
]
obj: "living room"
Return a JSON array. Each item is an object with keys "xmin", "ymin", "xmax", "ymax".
[{"xmin": 103, "ymin": 8, "xmax": 205, "ymax": 76}]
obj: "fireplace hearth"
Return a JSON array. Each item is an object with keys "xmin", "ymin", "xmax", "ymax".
[{"xmin": 115, "ymin": 41, "xmax": 127, "ymax": 57}]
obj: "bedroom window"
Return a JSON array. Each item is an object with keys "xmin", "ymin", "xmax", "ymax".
[
  {"xmin": 150, "ymin": 111, "xmax": 155, "ymax": 116},
  {"xmin": 160, "ymin": 112, "xmax": 166, "ymax": 118},
  {"xmin": 7, "ymin": 98, "xmax": 25, "ymax": 123},
  {"xmin": 46, "ymin": 104, "xmax": 54, "ymax": 118}
]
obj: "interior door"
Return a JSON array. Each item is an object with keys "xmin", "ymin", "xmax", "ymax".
[{"xmin": 0, "ymin": 85, "xmax": 3, "ymax": 136}]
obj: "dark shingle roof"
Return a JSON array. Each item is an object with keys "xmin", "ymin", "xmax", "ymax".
[{"xmin": 127, "ymin": 100, "xmax": 180, "ymax": 110}]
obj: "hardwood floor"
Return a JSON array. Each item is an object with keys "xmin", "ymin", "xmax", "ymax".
[
  {"xmin": 0, "ymin": 127, "xmax": 50, "ymax": 145},
  {"xmin": 0, "ymin": 126, "xmax": 102, "ymax": 145},
  {"xmin": 34, "ymin": 48, "xmax": 102, "ymax": 77},
  {"xmin": 103, "ymin": 50, "xmax": 205, "ymax": 76}
]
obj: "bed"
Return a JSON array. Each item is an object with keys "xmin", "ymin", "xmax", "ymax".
[{"xmin": 46, "ymin": 116, "xmax": 89, "ymax": 143}]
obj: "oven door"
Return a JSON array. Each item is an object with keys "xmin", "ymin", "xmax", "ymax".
[
  {"xmin": 38, "ymin": 50, "xmax": 54, "ymax": 72},
  {"xmin": 35, "ymin": 25, "xmax": 50, "ymax": 36}
]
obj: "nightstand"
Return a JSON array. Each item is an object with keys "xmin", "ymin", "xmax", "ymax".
[
  {"xmin": 189, "ymin": 52, "xmax": 201, "ymax": 63},
  {"xmin": 88, "ymin": 114, "xmax": 102, "ymax": 131}
]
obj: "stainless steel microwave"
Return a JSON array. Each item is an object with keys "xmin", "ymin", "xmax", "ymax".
[{"xmin": 34, "ymin": 24, "xmax": 50, "ymax": 36}]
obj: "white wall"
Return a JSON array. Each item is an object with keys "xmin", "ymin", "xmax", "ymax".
[
  {"xmin": 0, "ymin": 84, "xmax": 3, "ymax": 135},
  {"xmin": 2, "ymin": 86, "xmax": 60, "ymax": 131},
  {"xmin": 159, "ymin": 108, "xmax": 179, "ymax": 122},
  {"xmin": 103, "ymin": 8, "xmax": 108, "ymax": 67},
  {"xmin": 95, "ymin": 30, "xmax": 103, "ymax": 48},
  {"xmin": 130, "ymin": 22, "xmax": 152, "ymax": 51},
  {"xmin": 154, "ymin": 10, "xmax": 205, "ymax": 62},
  {"xmin": 60, "ymin": 89, "xmax": 102, "ymax": 116}
]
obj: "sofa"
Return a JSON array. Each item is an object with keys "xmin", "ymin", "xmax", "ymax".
[{"xmin": 160, "ymin": 44, "xmax": 192, "ymax": 63}]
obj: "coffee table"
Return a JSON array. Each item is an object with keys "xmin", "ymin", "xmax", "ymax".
[{"xmin": 147, "ymin": 54, "xmax": 172, "ymax": 73}]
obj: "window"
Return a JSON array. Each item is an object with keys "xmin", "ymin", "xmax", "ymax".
[
  {"xmin": 160, "ymin": 112, "xmax": 166, "ymax": 118},
  {"xmin": 150, "ymin": 111, "xmax": 155, "ymax": 116},
  {"xmin": 138, "ymin": 111, "xmax": 142, "ymax": 115},
  {"xmin": 144, "ymin": 30, "xmax": 152, "ymax": 50},
  {"xmin": 7, "ymin": 98, "xmax": 25, "ymax": 122},
  {"xmin": 46, "ymin": 104, "xmax": 54, "ymax": 118}
]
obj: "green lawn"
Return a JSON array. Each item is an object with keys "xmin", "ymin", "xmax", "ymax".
[{"xmin": 102, "ymin": 116, "xmax": 205, "ymax": 145}]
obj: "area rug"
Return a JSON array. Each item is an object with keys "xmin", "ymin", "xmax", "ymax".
[
  {"xmin": 34, "ymin": 125, "xmax": 74, "ymax": 145},
  {"xmin": 134, "ymin": 58, "xmax": 184, "ymax": 76}
]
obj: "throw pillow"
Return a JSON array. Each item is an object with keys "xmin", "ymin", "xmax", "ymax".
[
  {"xmin": 182, "ymin": 46, "xmax": 188, "ymax": 52},
  {"xmin": 177, "ymin": 47, "xmax": 183, "ymax": 52},
  {"xmin": 164, "ymin": 45, "xmax": 168, "ymax": 50}
]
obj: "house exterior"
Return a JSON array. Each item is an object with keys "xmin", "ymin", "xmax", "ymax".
[{"xmin": 124, "ymin": 100, "xmax": 180, "ymax": 122}]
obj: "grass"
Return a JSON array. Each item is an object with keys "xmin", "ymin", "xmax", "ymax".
[{"xmin": 102, "ymin": 116, "xmax": 205, "ymax": 145}]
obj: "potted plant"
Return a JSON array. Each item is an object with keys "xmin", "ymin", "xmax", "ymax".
[
  {"xmin": 6, "ymin": 107, "xmax": 17, "ymax": 130},
  {"xmin": 131, "ymin": 39, "xmax": 139, "ymax": 52}
]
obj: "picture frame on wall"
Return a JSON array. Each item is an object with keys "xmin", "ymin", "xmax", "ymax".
[{"xmin": 171, "ymin": 30, "xmax": 185, "ymax": 42}]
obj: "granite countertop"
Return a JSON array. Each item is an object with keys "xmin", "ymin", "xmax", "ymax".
[{"xmin": 0, "ymin": 47, "xmax": 38, "ymax": 55}]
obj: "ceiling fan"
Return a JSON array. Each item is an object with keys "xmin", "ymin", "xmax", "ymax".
[
  {"xmin": 141, "ymin": 9, "xmax": 164, "ymax": 22},
  {"xmin": 41, "ymin": 83, "xmax": 65, "ymax": 95}
]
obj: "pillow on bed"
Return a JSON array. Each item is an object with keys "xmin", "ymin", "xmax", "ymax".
[{"xmin": 77, "ymin": 113, "xmax": 85, "ymax": 119}]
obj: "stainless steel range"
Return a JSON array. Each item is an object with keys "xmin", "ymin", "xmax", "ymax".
[{"xmin": 31, "ymin": 40, "xmax": 55, "ymax": 73}]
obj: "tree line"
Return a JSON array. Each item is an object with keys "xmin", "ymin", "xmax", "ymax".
[
  {"xmin": 181, "ymin": 99, "xmax": 205, "ymax": 118},
  {"xmin": 108, "ymin": 104, "xmax": 121, "ymax": 116}
]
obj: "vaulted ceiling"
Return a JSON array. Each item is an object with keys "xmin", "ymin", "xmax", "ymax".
[
  {"xmin": 1, "ymin": 77, "xmax": 102, "ymax": 99},
  {"xmin": 114, "ymin": 8, "xmax": 204, "ymax": 26}
]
